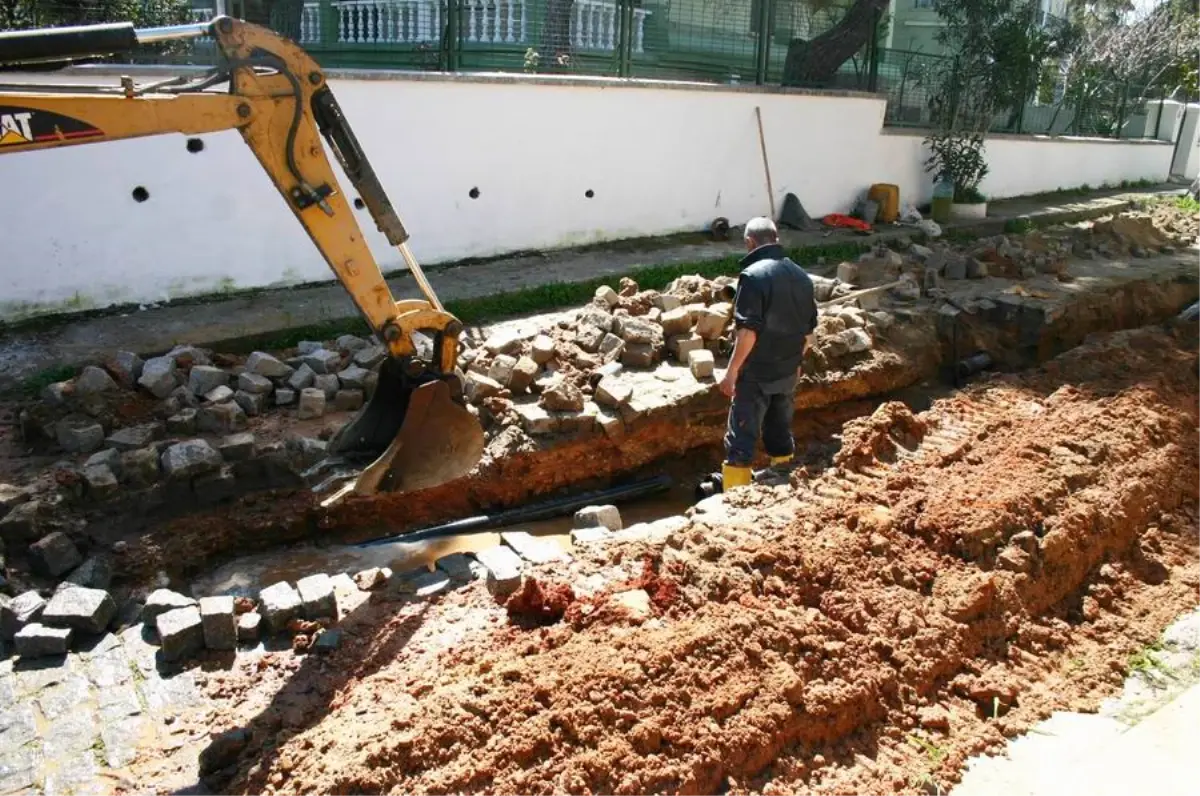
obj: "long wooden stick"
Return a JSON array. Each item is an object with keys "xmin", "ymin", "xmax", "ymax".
[
  {"xmin": 754, "ymin": 105, "xmax": 776, "ymax": 221},
  {"xmin": 820, "ymin": 279, "xmax": 906, "ymax": 307}
]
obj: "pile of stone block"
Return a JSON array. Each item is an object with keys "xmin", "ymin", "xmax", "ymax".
[
  {"xmin": 457, "ymin": 276, "xmax": 740, "ymax": 439},
  {"xmin": 2, "ymin": 582, "xmax": 117, "ymax": 658},
  {"xmin": 35, "ymin": 337, "xmax": 385, "ymax": 454}
]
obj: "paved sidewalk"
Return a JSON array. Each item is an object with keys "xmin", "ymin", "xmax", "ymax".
[
  {"xmin": 0, "ymin": 185, "xmax": 1181, "ymax": 391},
  {"xmin": 951, "ymin": 608, "xmax": 1200, "ymax": 796},
  {"xmin": 0, "ymin": 627, "xmax": 203, "ymax": 795}
]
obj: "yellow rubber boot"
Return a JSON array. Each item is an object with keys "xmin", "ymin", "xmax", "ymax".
[
  {"xmin": 769, "ymin": 455, "xmax": 793, "ymax": 468},
  {"xmin": 721, "ymin": 463, "xmax": 752, "ymax": 491}
]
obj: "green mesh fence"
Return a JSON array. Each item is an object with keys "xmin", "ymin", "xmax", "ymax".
[{"xmin": 3, "ymin": 1, "xmax": 1184, "ymax": 140}]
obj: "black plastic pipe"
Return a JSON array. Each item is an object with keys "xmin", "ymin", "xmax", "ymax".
[
  {"xmin": 956, "ymin": 352, "xmax": 994, "ymax": 380},
  {"xmin": 356, "ymin": 473, "xmax": 673, "ymax": 547}
]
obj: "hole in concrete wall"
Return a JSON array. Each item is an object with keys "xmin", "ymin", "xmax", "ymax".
[
  {"xmin": 131, "ymin": 186, "xmax": 150, "ymax": 202},
  {"xmin": 186, "ymin": 138, "xmax": 205, "ymax": 153},
  {"xmin": 585, "ymin": 189, "xmax": 594, "ymax": 198},
  {"xmin": 469, "ymin": 187, "xmax": 480, "ymax": 199},
  {"xmin": 353, "ymin": 197, "xmax": 365, "ymax": 209}
]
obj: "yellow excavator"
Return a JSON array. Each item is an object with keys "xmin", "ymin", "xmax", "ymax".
[{"xmin": 0, "ymin": 15, "xmax": 485, "ymax": 507}]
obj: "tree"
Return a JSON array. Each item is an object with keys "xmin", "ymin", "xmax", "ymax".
[
  {"xmin": 13, "ymin": 0, "xmax": 191, "ymax": 28},
  {"xmin": 929, "ymin": 0, "xmax": 1080, "ymax": 131},
  {"xmin": 781, "ymin": 0, "xmax": 888, "ymax": 88},
  {"xmin": 1050, "ymin": 0, "xmax": 1200, "ymax": 134},
  {"xmin": 0, "ymin": 0, "xmax": 34, "ymax": 29}
]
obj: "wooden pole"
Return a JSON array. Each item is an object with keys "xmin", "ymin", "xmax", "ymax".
[{"xmin": 754, "ymin": 106, "xmax": 777, "ymax": 221}]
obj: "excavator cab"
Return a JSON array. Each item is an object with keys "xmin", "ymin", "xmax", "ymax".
[{"xmin": 0, "ymin": 16, "xmax": 485, "ymax": 505}]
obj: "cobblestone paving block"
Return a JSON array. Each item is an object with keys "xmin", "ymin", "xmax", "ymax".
[
  {"xmin": 41, "ymin": 748, "xmax": 100, "ymax": 796},
  {"xmin": 142, "ymin": 589, "xmax": 196, "ymax": 625},
  {"xmin": 329, "ymin": 574, "xmax": 368, "ymax": 618},
  {"xmin": 237, "ymin": 612, "xmax": 261, "ymax": 645},
  {"xmin": 0, "ymin": 745, "xmax": 38, "ymax": 795},
  {"xmin": 218, "ymin": 432, "xmax": 256, "ymax": 461},
  {"xmin": 258, "ymin": 581, "xmax": 302, "ymax": 634},
  {"xmin": 113, "ymin": 598, "xmax": 145, "ymax": 634},
  {"xmin": 1, "ymin": 591, "xmax": 46, "ymax": 640},
  {"xmin": 570, "ymin": 526, "xmax": 612, "ymax": 545},
  {"xmin": 409, "ymin": 570, "xmax": 450, "ymax": 598},
  {"xmin": 84, "ymin": 644, "xmax": 133, "ymax": 689},
  {"xmin": 297, "ymin": 388, "xmax": 326, "ymax": 420},
  {"xmin": 0, "ymin": 703, "xmax": 37, "ymax": 755},
  {"xmin": 29, "ymin": 532, "xmax": 83, "ymax": 578},
  {"xmin": 199, "ymin": 596, "xmax": 237, "ymax": 651},
  {"xmin": 97, "ymin": 682, "xmax": 143, "ymax": 722},
  {"xmin": 64, "ymin": 556, "xmax": 114, "ymax": 591},
  {"xmin": 37, "ymin": 675, "xmax": 92, "ymax": 721},
  {"xmin": 81, "ymin": 463, "xmax": 119, "ymax": 500},
  {"xmin": 14, "ymin": 623, "xmax": 73, "ymax": 658},
  {"xmin": 41, "ymin": 711, "xmax": 97, "ymax": 758},
  {"xmin": 296, "ymin": 573, "xmax": 337, "ymax": 620},
  {"xmin": 500, "ymin": 531, "xmax": 570, "ymax": 564},
  {"xmin": 475, "ymin": 545, "xmax": 524, "ymax": 598},
  {"xmin": 139, "ymin": 670, "xmax": 198, "ymax": 714},
  {"xmin": 119, "ymin": 625, "xmax": 160, "ymax": 678},
  {"xmin": 41, "ymin": 587, "xmax": 117, "ymax": 635},
  {"xmin": 435, "ymin": 553, "xmax": 475, "ymax": 581},
  {"xmin": 14, "ymin": 656, "xmax": 74, "ymax": 696},
  {"xmin": 156, "ymin": 606, "xmax": 204, "ymax": 662},
  {"xmin": 574, "ymin": 504, "xmax": 623, "ymax": 531},
  {"xmin": 100, "ymin": 715, "xmax": 154, "ymax": 768},
  {"xmin": 352, "ymin": 567, "xmax": 388, "ymax": 591},
  {"xmin": 78, "ymin": 631, "xmax": 120, "ymax": 659},
  {"xmin": 105, "ymin": 423, "xmax": 162, "ymax": 453}
]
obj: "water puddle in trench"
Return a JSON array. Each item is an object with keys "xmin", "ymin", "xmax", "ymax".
[{"xmin": 191, "ymin": 482, "xmax": 696, "ymax": 598}]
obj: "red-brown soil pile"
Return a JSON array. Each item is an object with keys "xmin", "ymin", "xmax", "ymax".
[{"xmin": 161, "ymin": 322, "xmax": 1197, "ymax": 796}]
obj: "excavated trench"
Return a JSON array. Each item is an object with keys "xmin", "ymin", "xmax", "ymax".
[
  {"xmin": 101, "ymin": 250, "xmax": 1196, "ymax": 592},
  {"xmin": 3, "ymin": 207, "xmax": 1196, "ymax": 793},
  {"xmin": 168, "ymin": 316, "xmax": 1199, "ymax": 796}
]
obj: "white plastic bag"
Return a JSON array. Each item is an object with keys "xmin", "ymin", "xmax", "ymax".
[
  {"xmin": 900, "ymin": 203, "xmax": 923, "ymax": 223},
  {"xmin": 917, "ymin": 219, "xmax": 942, "ymax": 238}
]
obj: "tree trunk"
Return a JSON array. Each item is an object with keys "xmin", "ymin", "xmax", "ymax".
[
  {"xmin": 539, "ymin": 0, "xmax": 575, "ymax": 71},
  {"xmin": 782, "ymin": 0, "xmax": 888, "ymax": 88}
]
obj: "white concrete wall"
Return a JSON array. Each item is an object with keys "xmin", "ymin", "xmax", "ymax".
[
  {"xmin": 1171, "ymin": 104, "xmax": 1200, "ymax": 180},
  {"xmin": 0, "ymin": 71, "xmax": 1176, "ymax": 321},
  {"xmin": 853, "ymin": 129, "xmax": 1171, "ymax": 207}
]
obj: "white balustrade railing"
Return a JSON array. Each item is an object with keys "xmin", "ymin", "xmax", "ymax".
[
  {"xmin": 330, "ymin": 0, "xmax": 438, "ymax": 44},
  {"xmin": 194, "ymin": 1, "xmax": 647, "ymax": 52},
  {"xmin": 569, "ymin": 0, "xmax": 650, "ymax": 53}
]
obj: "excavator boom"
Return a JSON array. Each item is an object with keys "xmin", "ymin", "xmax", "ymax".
[{"xmin": 0, "ymin": 17, "xmax": 485, "ymax": 506}]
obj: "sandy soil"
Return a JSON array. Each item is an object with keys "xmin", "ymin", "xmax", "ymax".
[{"xmin": 118, "ymin": 318, "xmax": 1199, "ymax": 796}]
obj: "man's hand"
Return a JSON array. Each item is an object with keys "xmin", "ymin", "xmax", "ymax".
[{"xmin": 719, "ymin": 367, "xmax": 738, "ymax": 399}]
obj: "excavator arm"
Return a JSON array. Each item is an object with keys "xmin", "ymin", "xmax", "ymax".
[{"xmin": 0, "ymin": 16, "xmax": 485, "ymax": 506}]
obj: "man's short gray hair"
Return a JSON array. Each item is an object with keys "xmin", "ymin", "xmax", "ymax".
[{"xmin": 744, "ymin": 216, "xmax": 779, "ymax": 247}]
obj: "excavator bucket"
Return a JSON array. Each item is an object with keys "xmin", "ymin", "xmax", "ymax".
[{"xmin": 314, "ymin": 357, "xmax": 484, "ymax": 502}]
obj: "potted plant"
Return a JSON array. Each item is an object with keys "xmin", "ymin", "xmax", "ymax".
[{"xmin": 923, "ymin": 130, "xmax": 989, "ymax": 220}]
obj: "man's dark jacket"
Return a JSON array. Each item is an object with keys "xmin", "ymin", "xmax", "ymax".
[{"xmin": 730, "ymin": 243, "xmax": 819, "ymax": 383}]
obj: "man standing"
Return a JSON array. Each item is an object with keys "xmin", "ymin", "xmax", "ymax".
[{"xmin": 717, "ymin": 217, "xmax": 818, "ymax": 491}]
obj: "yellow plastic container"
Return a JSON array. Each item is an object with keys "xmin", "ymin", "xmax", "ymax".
[{"xmin": 868, "ymin": 183, "xmax": 900, "ymax": 224}]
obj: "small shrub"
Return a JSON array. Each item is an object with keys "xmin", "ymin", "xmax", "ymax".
[{"xmin": 923, "ymin": 131, "xmax": 989, "ymax": 203}]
